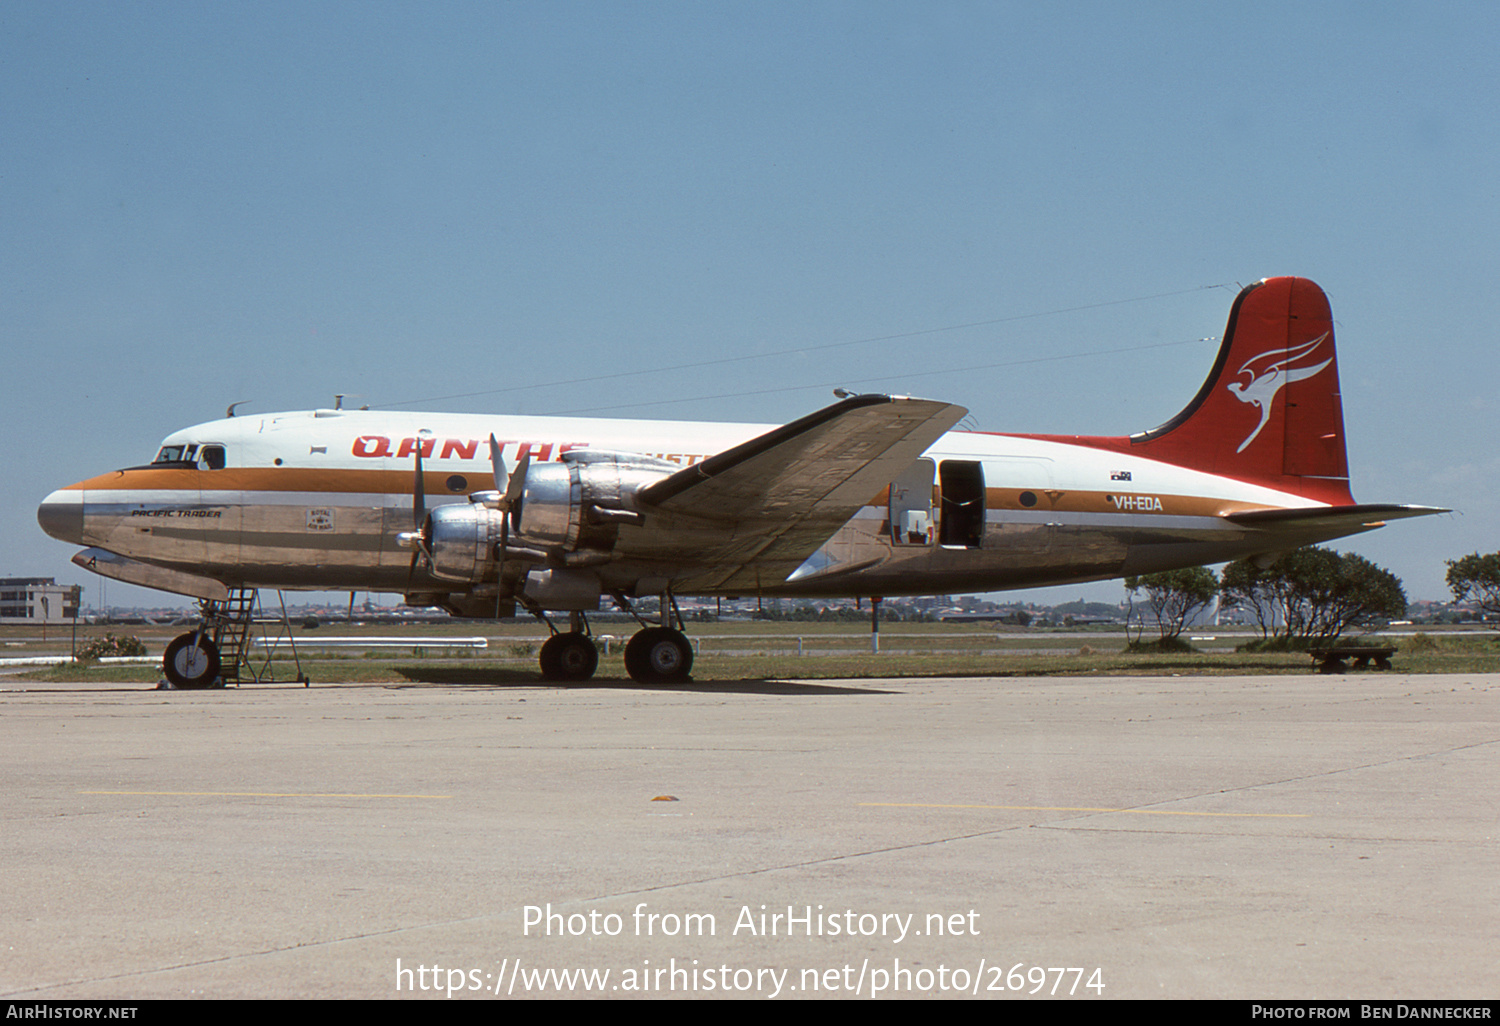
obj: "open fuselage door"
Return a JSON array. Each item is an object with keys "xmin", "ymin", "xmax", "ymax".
[
  {"xmin": 889, "ymin": 456, "xmax": 990, "ymax": 550},
  {"xmin": 938, "ymin": 459, "xmax": 986, "ymax": 548},
  {"xmin": 888, "ymin": 457, "xmax": 935, "ymax": 545}
]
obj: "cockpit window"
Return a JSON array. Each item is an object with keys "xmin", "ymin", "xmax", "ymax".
[{"xmin": 151, "ymin": 443, "xmax": 226, "ymax": 469}]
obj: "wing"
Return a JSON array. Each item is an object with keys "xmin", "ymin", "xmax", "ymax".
[{"xmin": 634, "ymin": 394, "xmax": 966, "ymax": 592}]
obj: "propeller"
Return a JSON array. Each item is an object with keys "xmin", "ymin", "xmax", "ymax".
[
  {"xmin": 401, "ymin": 434, "xmax": 538, "ymax": 600},
  {"xmin": 397, "ymin": 441, "xmax": 433, "ymax": 589},
  {"xmin": 477, "ymin": 434, "xmax": 535, "ymax": 617},
  {"xmin": 473, "ymin": 434, "xmax": 529, "ymax": 513},
  {"xmin": 488, "ymin": 433, "xmax": 530, "ymax": 553}
]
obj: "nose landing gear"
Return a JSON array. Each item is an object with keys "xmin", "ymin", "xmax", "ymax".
[
  {"xmin": 160, "ymin": 589, "xmax": 307, "ymax": 688},
  {"xmin": 162, "ymin": 631, "xmax": 222, "ymax": 689}
]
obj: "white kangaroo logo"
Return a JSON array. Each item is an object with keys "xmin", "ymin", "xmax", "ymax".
[{"xmin": 1225, "ymin": 332, "xmax": 1333, "ymax": 453}]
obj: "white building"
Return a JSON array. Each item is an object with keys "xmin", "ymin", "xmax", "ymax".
[{"xmin": 0, "ymin": 578, "xmax": 82, "ymax": 624}]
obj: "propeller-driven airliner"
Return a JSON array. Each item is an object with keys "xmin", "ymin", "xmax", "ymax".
[{"xmin": 38, "ymin": 277, "xmax": 1441, "ymax": 686}]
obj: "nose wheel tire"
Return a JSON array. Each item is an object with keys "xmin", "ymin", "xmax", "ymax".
[
  {"xmin": 624, "ymin": 627, "xmax": 693, "ymax": 684},
  {"xmin": 163, "ymin": 633, "xmax": 222, "ymax": 689},
  {"xmin": 539, "ymin": 632, "xmax": 599, "ymax": 681}
]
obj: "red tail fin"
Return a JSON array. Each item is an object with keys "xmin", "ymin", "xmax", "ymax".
[{"xmin": 1027, "ymin": 277, "xmax": 1354, "ymax": 504}]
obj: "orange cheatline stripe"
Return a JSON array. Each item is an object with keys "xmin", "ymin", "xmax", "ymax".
[{"xmin": 70, "ymin": 467, "xmax": 427, "ymax": 493}]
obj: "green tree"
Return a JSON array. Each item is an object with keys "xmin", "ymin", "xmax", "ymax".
[
  {"xmin": 1124, "ymin": 566, "xmax": 1219, "ymax": 642},
  {"xmin": 1219, "ymin": 558, "xmax": 1279, "ymax": 637},
  {"xmin": 1446, "ymin": 552, "xmax": 1500, "ymax": 618},
  {"xmin": 1220, "ymin": 547, "xmax": 1406, "ymax": 641}
]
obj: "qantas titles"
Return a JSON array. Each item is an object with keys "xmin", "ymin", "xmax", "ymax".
[{"xmin": 351, "ymin": 436, "xmax": 707, "ymax": 466}]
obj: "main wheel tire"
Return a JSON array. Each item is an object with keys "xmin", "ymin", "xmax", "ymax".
[
  {"xmin": 623, "ymin": 627, "xmax": 693, "ymax": 684},
  {"xmin": 163, "ymin": 633, "xmax": 222, "ymax": 689},
  {"xmin": 539, "ymin": 632, "xmax": 599, "ymax": 681}
]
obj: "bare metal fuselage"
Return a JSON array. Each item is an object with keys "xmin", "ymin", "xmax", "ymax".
[{"xmin": 40, "ymin": 406, "xmax": 1372, "ymax": 608}]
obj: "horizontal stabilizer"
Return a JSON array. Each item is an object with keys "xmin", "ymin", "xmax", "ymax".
[{"xmin": 1222, "ymin": 504, "xmax": 1449, "ymax": 533}]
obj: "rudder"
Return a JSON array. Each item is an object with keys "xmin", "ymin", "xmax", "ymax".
[{"xmin": 1121, "ymin": 277, "xmax": 1352, "ymax": 502}]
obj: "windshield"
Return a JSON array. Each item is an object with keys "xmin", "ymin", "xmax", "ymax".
[
  {"xmin": 153, "ymin": 445, "xmax": 196, "ymax": 464},
  {"xmin": 151, "ymin": 444, "xmax": 225, "ymax": 469}
]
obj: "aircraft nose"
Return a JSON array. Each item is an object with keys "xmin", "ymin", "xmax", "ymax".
[{"xmin": 37, "ymin": 489, "xmax": 84, "ymax": 545}]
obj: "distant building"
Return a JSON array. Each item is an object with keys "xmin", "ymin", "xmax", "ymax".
[{"xmin": 0, "ymin": 578, "xmax": 81, "ymax": 624}]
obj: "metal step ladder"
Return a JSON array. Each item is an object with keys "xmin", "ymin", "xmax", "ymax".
[
  {"xmin": 204, "ymin": 589, "xmax": 255, "ymax": 683},
  {"xmin": 201, "ymin": 589, "xmax": 308, "ymax": 685}
]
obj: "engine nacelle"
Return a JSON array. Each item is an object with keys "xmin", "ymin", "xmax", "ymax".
[
  {"xmin": 426, "ymin": 503, "xmax": 506, "ymax": 582},
  {"xmin": 421, "ymin": 451, "xmax": 677, "ymax": 583},
  {"xmin": 510, "ymin": 462, "xmax": 579, "ymax": 551}
]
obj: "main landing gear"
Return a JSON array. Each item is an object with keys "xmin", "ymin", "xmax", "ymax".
[
  {"xmin": 623, "ymin": 626, "xmax": 694, "ymax": 684},
  {"xmin": 530, "ymin": 598, "xmax": 694, "ymax": 685},
  {"xmin": 538, "ymin": 630, "xmax": 599, "ymax": 682}
]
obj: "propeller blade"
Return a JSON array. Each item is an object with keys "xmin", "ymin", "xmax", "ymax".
[
  {"xmin": 464, "ymin": 437, "xmax": 520, "ymax": 512},
  {"xmin": 397, "ymin": 439, "xmax": 433, "ymax": 564},
  {"xmin": 498, "ymin": 495, "xmax": 509, "ymax": 561},
  {"xmin": 504, "ymin": 451, "xmax": 529, "ymax": 508},
  {"xmin": 413, "ymin": 444, "xmax": 426, "ymax": 533},
  {"xmin": 489, "ymin": 434, "xmax": 507, "ymax": 494}
]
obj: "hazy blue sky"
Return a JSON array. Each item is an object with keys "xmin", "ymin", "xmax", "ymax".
[{"xmin": 5, "ymin": 1, "xmax": 1495, "ymax": 609}]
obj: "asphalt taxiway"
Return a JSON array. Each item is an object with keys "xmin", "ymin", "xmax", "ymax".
[{"xmin": 2, "ymin": 671, "xmax": 1496, "ymax": 1000}]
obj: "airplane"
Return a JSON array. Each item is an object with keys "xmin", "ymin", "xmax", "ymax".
[{"xmin": 37, "ymin": 276, "xmax": 1442, "ymax": 687}]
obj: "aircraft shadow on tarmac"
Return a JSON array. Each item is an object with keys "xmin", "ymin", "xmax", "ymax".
[{"xmin": 389, "ymin": 666, "xmax": 897, "ymax": 695}]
